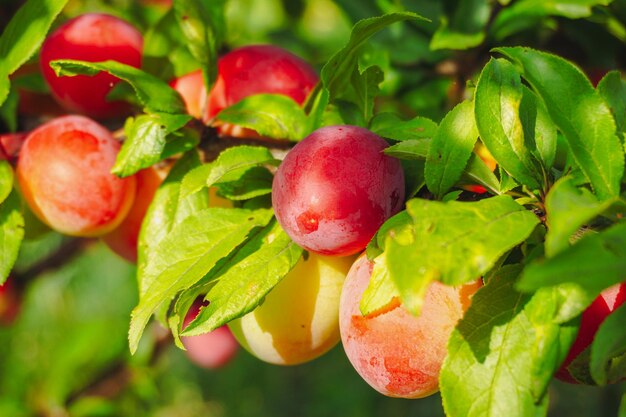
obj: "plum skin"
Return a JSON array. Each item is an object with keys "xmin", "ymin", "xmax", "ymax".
[
  {"xmin": 182, "ymin": 301, "xmax": 239, "ymax": 369},
  {"xmin": 169, "ymin": 70, "xmax": 206, "ymax": 120},
  {"xmin": 40, "ymin": 13, "xmax": 143, "ymax": 118},
  {"xmin": 17, "ymin": 115, "xmax": 136, "ymax": 237},
  {"xmin": 171, "ymin": 45, "xmax": 318, "ymax": 128},
  {"xmin": 205, "ymin": 44, "xmax": 318, "ymax": 122},
  {"xmin": 102, "ymin": 167, "xmax": 164, "ymax": 263},
  {"xmin": 228, "ymin": 252, "xmax": 356, "ymax": 365},
  {"xmin": 339, "ymin": 255, "xmax": 481, "ymax": 398},
  {"xmin": 556, "ymin": 282, "xmax": 626, "ymax": 383},
  {"xmin": 272, "ymin": 125, "xmax": 405, "ymax": 257}
]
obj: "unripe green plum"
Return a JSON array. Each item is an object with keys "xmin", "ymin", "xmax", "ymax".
[
  {"xmin": 17, "ymin": 115, "xmax": 136, "ymax": 237},
  {"xmin": 339, "ymin": 255, "xmax": 481, "ymax": 398},
  {"xmin": 228, "ymin": 252, "xmax": 356, "ymax": 365}
]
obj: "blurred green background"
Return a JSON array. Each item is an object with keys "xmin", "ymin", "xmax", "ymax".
[
  {"xmin": 2, "ymin": 0, "xmax": 626, "ymax": 415},
  {"xmin": 1, "ymin": 235, "xmax": 624, "ymax": 416}
]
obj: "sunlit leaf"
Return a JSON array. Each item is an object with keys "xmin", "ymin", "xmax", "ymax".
[
  {"xmin": 475, "ymin": 58, "xmax": 544, "ymax": 189},
  {"xmin": 50, "ymin": 59, "xmax": 187, "ymax": 114},
  {"xmin": 215, "ymin": 94, "xmax": 307, "ymax": 141},
  {"xmin": 425, "ymin": 100, "xmax": 478, "ymax": 198},
  {"xmin": 0, "ymin": 191, "xmax": 24, "ymax": 284},
  {"xmin": 495, "ymin": 47, "xmax": 624, "ymax": 199},
  {"xmin": 129, "ymin": 207, "xmax": 273, "ymax": 353},
  {"xmin": 182, "ymin": 220, "xmax": 302, "ymax": 334},
  {"xmin": 0, "ymin": 0, "xmax": 68, "ymax": 105},
  {"xmin": 380, "ymin": 196, "xmax": 539, "ymax": 314}
]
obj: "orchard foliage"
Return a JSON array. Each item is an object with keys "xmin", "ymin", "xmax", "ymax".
[{"xmin": 1, "ymin": 0, "xmax": 626, "ymax": 416}]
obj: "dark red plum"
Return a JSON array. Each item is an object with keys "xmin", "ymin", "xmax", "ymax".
[{"xmin": 272, "ymin": 125, "xmax": 405, "ymax": 256}]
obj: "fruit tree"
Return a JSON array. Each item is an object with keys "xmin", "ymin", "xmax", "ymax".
[{"xmin": 1, "ymin": 0, "xmax": 626, "ymax": 416}]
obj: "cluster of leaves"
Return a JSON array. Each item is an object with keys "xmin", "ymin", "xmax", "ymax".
[
  {"xmin": 365, "ymin": 48, "xmax": 626, "ymax": 416},
  {"xmin": 1, "ymin": 0, "xmax": 626, "ymax": 416}
]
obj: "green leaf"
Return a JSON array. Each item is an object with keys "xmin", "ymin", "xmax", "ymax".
[
  {"xmin": 50, "ymin": 60, "xmax": 187, "ymax": 114},
  {"xmin": 441, "ymin": 265, "xmax": 561, "ymax": 417},
  {"xmin": 143, "ymin": 8, "xmax": 197, "ymax": 78},
  {"xmin": 172, "ymin": 0, "xmax": 225, "ymax": 88},
  {"xmin": 0, "ymin": 0, "xmax": 68, "ymax": 105},
  {"xmin": 215, "ymin": 94, "xmax": 307, "ymax": 141},
  {"xmin": 162, "ymin": 128, "xmax": 202, "ymax": 161},
  {"xmin": 129, "ymin": 207, "xmax": 273, "ymax": 353},
  {"xmin": 182, "ymin": 220, "xmax": 302, "ymax": 335},
  {"xmin": 474, "ymin": 58, "xmax": 544, "ymax": 189},
  {"xmin": 0, "ymin": 87, "xmax": 18, "ymax": 132},
  {"xmin": 590, "ymin": 303, "xmax": 626, "ymax": 385},
  {"xmin": 430, "ymin": 18, "xmax": 485, "ymax": 51},
  {"xmin": 215, "ymin": 166, "xmax": 273, "ymax": 201},
  {"xmin": 525, "ymin": 284, "xmax": 591, "ymax": 325},
  {"xmin": 362, "ymin": 211, "xmax": 411, "ymax": 315},
  {"xmin": 321, "ymin": 12, "xmax": 427, "ymax": 100},
  {"xmin": 495, "ymin": 47, "xmax": 624, "ymax": 199},
  {"xmin": 386, "ymin": 139, "xmax": 500, "ymax": 195},
  {"xmin": 180, "ymin": 145, "xmax": 278, "ymax": 200},
  {"xmin": 0, "ymin": 191, "xmax": 25, "ymax": 284},
  {"xmin": 382, "ymin": 232, "xmax": 434, "ymax": 315},
  {"xmin": 334, "ymin": 100, "xmax": 366, "ymax": 127},
  {"xmin": 544, "ymin": 176, "xmax": 622, "ymax": 257},
  {"xmin": 491, "ymin": 0, "xmax": 612, "ymax": 40},
  {"xmin": 0, "ymin": 161, "xmax": 13, "ymax": 205},
  {"xmin": 137, "ymin": 152, "xmax": 208, "ymax": 290},
  {"xmin": 370, "ymin": 113, "xmax": 438, "ymax": 141},
  {"xmin": 368, "ymin": 209, "xmax": 413, "ymax": 254},
  {"xmin": 384, "ymin": 138, "xmax": 430, "ymax": 159},
  {"xmin": 350, "ymin": 65, "xmax": 383, "ymax": 124},
  {"xmin": 430, "ymin": 0, "xmax": 491, "ymax": 50},
  {"xmin": 425, "ymin": 100, "xmax": 478, "ymax": 199},
  {"xmin": 359, "ymin": 252, "xmax": 400, "ymax": 316},
  {"xmin": 459, "ymin": 153, "xmax": 501, "ymax": 195},
  {"xmin": 144, "ymin": 8, "xmax": 185, "ymax": 57},
  {"xmin": 521, "ymin": 85, "xmax": 558, "ymax": 171},
  {"xmin": 112, "ymin": 113, "xmax": 194, "ymax": 177},
  {"xmin": 597, "ymin": 71, "xmax": 626, "ymax": 138},
  {"xmin": 307, "ymin": 12, "xmax": 428, "ymax": 125},
  {"xmin": 304, "ymin": 88, "xmax": 329, "ymax": 134},
  {"xmin": 518, "ymin": 221, "xmax": 626, "ymax": 294},
  {"xmin": 382, "ymin": 195, "xmax": 539, "ymax": 314},
  {"xmin": 402, "ymin": 158, "xmax": 426, "ymax": 199},
  {"xmin": 523, "ymin": 286, "xmax": 580, "ymax": 397}
]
